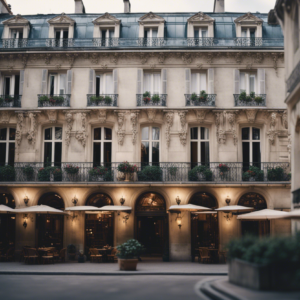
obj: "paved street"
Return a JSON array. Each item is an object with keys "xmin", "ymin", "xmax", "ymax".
[{"xmin": 0, "ymin": 275, "xmax": 205, "ymax": 300}]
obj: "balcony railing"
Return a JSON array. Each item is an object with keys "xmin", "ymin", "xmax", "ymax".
[
  {"xmin": 0, "ymin": 95, "xmax": 22, "ymax": 108},
  {"xmin": 45, "ymin": 38, "xmax": 75, "ymax": 48},
  {"xmin": 234, "ymin": 94, "xmax": 266, "ymax": 107},
  {"xmin": 185, "ymin": 94, "xmax": 216, "ymax": 106},
  {"xmin": 0, "ymin": 162, "xmax": 290, "ymax": 183},
  {"xmin": 37, "ymin": 94, "xmax": 70, "ymax": 107},
  {"xmin": 235, "ymin": 38, "xmax": 263, "ymax": 47},
  {"xmin": 2, "ymin": 38, "xmax": 28, "ymax": 48},
  {"xmin": 0, "ymin": 38, "xmax": 284, "ymax": 50},
  {"xmin": 137, "ymin": 94, "xmax": 167, "ymax": 107},
  {"xmin": 87, "ymin": 94, "xmax": 118, "ymax": 107}
]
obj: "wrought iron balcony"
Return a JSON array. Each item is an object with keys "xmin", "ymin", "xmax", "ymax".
[
  {"xmin": 235, "ymin": 38, "xmax": 263, "ymax": 47},
  {"xmin": 2, "ymin": 38, "xmax": 28, "ymax": 48},
  {"xmin": 137, "ymin": 94, "xmax": 167, "ymax": 107},
  {"xmin": 187, "ymin": 38, "xmax": 215, "ymax": 47},
  {"xmin": 92, "ymin": 38, "xmax": 120, "ymax": 47},
  {"xmin": 185, "ymin": 94, "xmax": 216, "ymax": 106},
  {"xmin": 137, "ymin": 38, "xmax": 166, "ymax": 47},
  {"xmin": 37, "ymin": 94, "xmax": 70, "ymax": 107},
  {"xmin": 234, "ymin": 94, "xmax": 266, "ymax": 107},
  {"xmin": 45, "ymin": 38, "xmax": 75, "ymax": 48},
  {"xmin": 0, "ymin": 95, "xmax": 21, "ymax": 108},
  {"xmin": 87, "ymin": 94, "xmax": 118, "ymax": 107},
  {"xmin": 0, "ymin": 162, "xmax": 291, "ymax": 183}
]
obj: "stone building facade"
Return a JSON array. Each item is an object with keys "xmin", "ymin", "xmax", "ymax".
[{"xmin": 0, "ymin": 0, "xmax": 292, "ymax": 261}]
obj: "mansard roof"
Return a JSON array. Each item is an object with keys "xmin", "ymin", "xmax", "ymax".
[
  {"xmin": 234, "ymin": 12, "xmax": 264, "ymax": 24},
  {"xmin": 139, "ymin": 12, "xmax": 165, "ymax": 23},
  {"xmin": 187, "ymin": 12, "xmax": 214, "ymax": 23},
  {"xmin": 2, "ymin": 14, "xmax": 30, "ymax": 25},
  {"xmin": 48, "ymin": 13, "xmax": 75, "ymax": 25},
  {"xmin": 93, "ymin": 13, "xmax": 121, "ymax": 25}
]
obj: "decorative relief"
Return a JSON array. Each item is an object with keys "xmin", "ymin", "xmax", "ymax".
[
  {"xmin": 194, "ymin": 109, "xmax": 209, "ymax": 123},
  {"xmin": 178, "ymin": 110, "xmax": 188, "ymax": 146},
  {"xmin": 115, "ymin": 111, "xmax": 126, "ymax": 146},
  {"xmin": 130, "ymin": 110, "xmax": 140, "ymax": 145},
  {"xmin": 98, "ymin": 110, "xmax": 107, "ymax": 123},
  {"xmin": 157, "ymin": 53, "xmax": 166, "ymax": 64},
  {"xmin": 146, "ymin": 109, "xmax": 157, "ymax": 122},
  {"xmin": 164, "ymin": 110, "xmax": 174, "ymax": 147},
  {"xmin": 181, "ymin": 53, "xmax": 193, "ymax": 64},
  {"xmin": 271, "ymin": 53, "xmax": 279, "ymax": 75},
  {"xmin": 281, "ymin": 111, "xmax": 288, "ymax": 129},
  {"xmin": 245, "ymin": 109, "xmax": 258, "ymax": 123},
  {"xmin": 27, "ymin": 112, "xmax": 38, "ymax": 145},
  {"xmin": 0, "ymin": 111, "xmax": 11, "ymax": 124},
  {"xmin": 267, "ymin": 112, "xmax": 278, "ymax": 145},
  {"xmin": 75, "ymin": 112, "xmax": 89, "ymax": 147},
  {"xmin": 110, "ymin": 53, "xmax": 119, "ymax": 64},
  {"xmin": 46, "ymin": 110, "xmax": 57, "ymax": 124},
  {"xmin": 66, "ymin": 53, "xmax": 78, "ymax": 66},
  {"xmin": 15, "ymin": 112, "xmax": 24, "ymax": 148},
  {"xmin": 64, "ymin": 112, "xmax": 73, "ymax": 146},
  {"xmin": 40, "ymin": 53, "xmax": 52, "ymax": 65},
  {"xmin": 235, "ymin": 52, "xmax": 242, "ymax": 64},
  {"xmin": 18, "ymin": 54, "xmax": 29, "ymax": 67},
  {"xmin": 214, "ymin": 111, "xmax": 226, "ymax": 144},
  {"xmin": 226, "ymin": 111, "xmax": 239, "ymax": 145},
  {"xmin": 287, "ymin": 134, "xmax": 291, "ymax": 153}
]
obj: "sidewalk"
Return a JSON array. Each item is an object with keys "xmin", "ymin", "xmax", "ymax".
[{"xmin": 0, "ymin": 261, "xmax": 228, "ymax": 276}]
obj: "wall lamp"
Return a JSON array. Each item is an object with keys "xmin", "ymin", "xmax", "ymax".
[
  {"xmin": 176, "ymin": 213, "xmax": 182, "ymax": 229},
  {"xmin": 23, "ymin": 214, "xmax": 28, "ymax": 228},
  {"xmin": 72, "ymin": 195, "xmax": 78, "ymax": 206},
  {"xmin": 123, "ymin": 213, "xmax": 130, "ymax": 224},
  {"xmin": 120, "ymin": 196, "xmax": 125, "ymax": 206},
  {"xmin": 224, "ymin": 196, "xmax": 232, "ymax": 221},
  {"xmin": 176, "ymin": 196, "xmax": 181, "ymax": 205},
  {"xmin": 68, "ymin": 212, "xmax": 78, "ymax": 222},
  {"xmin": 24, "ymin": 196, "xmax": 29, "ymax": 206}
]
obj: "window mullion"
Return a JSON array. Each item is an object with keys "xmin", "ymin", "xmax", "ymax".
[{"xmin": 101, "ymin": 128, "xmax": 104, "ymax": 163}]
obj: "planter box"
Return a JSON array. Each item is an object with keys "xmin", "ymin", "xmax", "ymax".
[
  {"xmin": 229, "ymin": 259, "xmax": 300, "ymax": 291},
  {"xmin": 118, "ymin": 258, "xmax": 138, "ymax": 271}
]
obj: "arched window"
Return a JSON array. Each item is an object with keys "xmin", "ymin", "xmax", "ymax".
[
  {"xmin": 43, "ymin": 127, "xmax": 62, "ymax": 166},
  {"xmin": 0, "ymin": 193, "xmax": 15, "ymax": 208},
  {"xmin": 38, "ymin": 192, "xmax": 65, "ymax": 209},
  {"xmin": 190, "ymin": 127, "xmax": 209, "ymax": 167},
  {"xmin": 93, "ymin": 127, "xmax": 112, "ymax": 166},
  {"xmin": 238, "ymin": 192, "xmax": 267, "ymax": 210},
  {"xmin": 141, "ymin": 126, "xmax": 160, "ymax": 164},
  {"xmin": 242, "ymin": 127, "xmax": 261, "ymax": 171},
  {"xmin": 86, "ymin": 193, "xmax": 113, "ymax": 207},
  {"xmin": 0, "ymin": 127, "xmax": 15, "ymax": 165},
  {"xmin": 189, "ymin": 192, "xmax": 217, "ymax": 209},
  {"xmin": 136, "ymin": 192, "xmax": 166, "ymax": 213}
]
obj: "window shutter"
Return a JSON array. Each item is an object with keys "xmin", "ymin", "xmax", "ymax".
[
  {"xmin": 19, "ymin": 70, "xmax": 25, "ymax": 95},
  {"xmin": 41, "ymin": 69, "xmax": 48, "ymax": 94},
  {"xmin": 161, "ymin": 69, "xmax": 167, "ymax": 95},
  {"xmin": 0, "ymin": 72, "xmax": 2, "ymax": 95},
  {"xmin": 185, "ymin": 69, "xmax": 191, "ymax": 94},
  {"xmin": 208, "ymin": 68, "xmax": 214, "ymax": 94},
  {"xmin": 88, "ymin": 69, "xmax": 95, "ymax": 94},
  {"xmin": 137, "ymin": 69, "xmax": 143, "ymax": 94},
  {"xmin": 257, "ymin": 69, "xmax": 266, "ymax": 95},
  {"xmin": 234, "ymin": 69, "xmax": 240, "ymax": 94},
  {"xmin": 245, "ymin": 73, "xmax": 250, "ymax": 94},
  {"xmin": 67, "ymin": 70, "xmax": 73, "ymax": 95},
  {"xmin": 113, "ymin": 69, "xmax": 118, "ymax": 94}
]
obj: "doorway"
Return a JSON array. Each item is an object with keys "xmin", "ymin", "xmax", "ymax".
[{"xmin": 135, "ymin": 192, "xmax": 168, "ymax": 260}]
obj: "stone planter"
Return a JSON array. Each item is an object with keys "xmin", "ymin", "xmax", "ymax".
[
  {"xmin": 67, "ymin": 173, "xmax": 79, "ymax": 182},
  {"xmin": 118, "ymin": 258, "xmax": 139, "ymax": 271},
  {"xmin": 124, "ymin": 173, "xmax": 132, "ymax": 182},
  {"xmin": 197, "ymin": 173, "xmax": 206, "ymax": 181},
  {"xmin": 249, "ymin": 177, "xmax": 256, "ymax": 182},
  {"xmin": 91, "ymin": 175, "xmax": 104, "ymax": 182}
]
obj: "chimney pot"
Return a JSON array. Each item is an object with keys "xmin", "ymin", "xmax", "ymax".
[
  {"xmin": 214, "ymin": 0, "xmax": 224, "ymax": 13},
  {"xmin": 75, "ymin": 0, "xmax": 85, "ymax": 14},
  {"xmin": 124, "ymin": 0, "xmax": 131, "ymax": 13}
]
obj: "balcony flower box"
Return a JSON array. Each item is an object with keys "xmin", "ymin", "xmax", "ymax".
[
  {"xmin": 188, "ymin": 165, "xmax": 213, "ymax": 181},
  {"xmin": 104, "ymin": 96, "xmax": 112, "ymax": 105},
  {"xmin": 88, "ymin": 166, "xmax": 108, "ymax": 181},
  {"xmin": 151, "ymin": 94, "xmax": 160, "ymax": 104},
  {"xmin": 118, "ymin": 162, "xmax": 137, "ymax": 181},
  {"xmin": 242, "ymin": 166, "xmax": 264, "ymax": 182},
  {"xmin": 64, "ymin": 164, "xmax": 79, "ymax": 182},
  {"xmin": 199, "ymin": 90, "xmax": 208, "ymax": 102},
  {"xmin": 22, "ymin": 165, "xmax": 35, "ymax": 181}
]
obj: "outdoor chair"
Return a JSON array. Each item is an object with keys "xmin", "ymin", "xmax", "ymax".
[
  {"xmin": 42, "ymin": 250, "xmax": 54, "ymax": 264},
  {"xmin": 107, "ymin": 248, "xmax": 118, "ymax": 262},
  {"xmin": 0, "ymin": 248, "xmax": 14, "ymax": 262},
  {"xmin": 89, "ymin": 248, "xmax": 102, "ymax": 263},
  {"xmin": 53, "ymin": 248, "xmax": 66, "ymax": 262},
  {"xmin": 25, "ymin": 248, "xmax": 39, "ymax": 264},
  {"xmin": 199, "ymin": 248, "xmax": 211, "ymax": 264}
]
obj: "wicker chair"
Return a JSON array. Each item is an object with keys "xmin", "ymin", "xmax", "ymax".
[
  {"xmin": 90, "ymin": 248, "xmax": 102, "ymax": 263},
  {"xmin": 107, "ymin": 248, "xmax": 118, "ymax": 262},
  {"xmin": 199, "ymin": 248, "xmax": 211, "ymax": 264}
]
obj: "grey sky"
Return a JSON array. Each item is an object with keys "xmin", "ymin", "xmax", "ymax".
[{"xmin": 8, "ymin": 0, "xmax": 276, "ymax": 15}]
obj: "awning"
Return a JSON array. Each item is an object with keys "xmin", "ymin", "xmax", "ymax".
[
  {"xmin": 237, "ymin": 209, "xmax": 289, "ymax": 220},
  {"xmin": 280, "ymin": 209, "xmax": 300, "ymax": 220},
  {"xmin": 0, "ymin": 204, "xmax": 15, "ymax": 213},
  {"xmin": 98, "ymin": 205, "xmax": 132, "ymax": 212},
  {"xmin": 216, "ymin": 205, "xmax": 254, "ymax": 212},
  {"xmin": 168, "ymin": 204, "xmax": 210, "ymax": 212},
  {"xmin": 65, "ymin": 206, "xmax": 101, "ymax": 212},
  {"xmin": 15, "ymin": 205, "xmax": 66, "ymax": 215}
]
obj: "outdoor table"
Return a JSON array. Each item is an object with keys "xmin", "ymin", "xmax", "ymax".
[
  {"xmin": 97, "ymin": 248, "xmax": 112, "ymax": 262},
  {"xmin": 207, "ymin": 249, "xmax": 219, "ymax": 263}
]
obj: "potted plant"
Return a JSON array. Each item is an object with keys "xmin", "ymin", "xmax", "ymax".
[
  {"xmin": 39, "ymin": 95, "xmax": 49, "ymax": 105},
  {"xmin": 255, "ymin": 96, "xmax": 263, "ymax": 104},
  {"xmin": 53, "ymin": 96, "xmax": 64, "ymax": 104},
  {"xmin": 143, "ymin": 91, "xmax": 151, "ymax": 104},
  {"xmin": 250, "ymin": 91, "xmax": 255, "ymax": 99},
  {"xmin": 52, "ymin": 168, "xmax": 62, "ymax": 181},
  {"xmin": 88, "ymin": 166, "xmax": 108, "ymax": 181},
  {"xmin": 218, "ymin": 163, "xmax": 230, "ymax": 180},
  {"xmin": 49, "ymin": 97, "xmax": 56, "ymax": 105},
  {"xmin": 67, "ymin": 244, "xmax": 76, "ymax": 260},
  {"xmin": 190, "ymin": 93, "xmax": 199, "ymax": 102},
  {"xmin": 168, "ymin": 166, "xmax": 178, "ymax": 180},
  {"xmin": 199, "ymin": 90, "xmax": 208, "ymax": 102},
  {"xmin": 104, "ymin": 96, "xmax": 112, "ymax": 105},
  {"xmin": 267, "ymin": 166, "xmax": 285, "ymax": 181},
  {"xmin": 242, "ymin": 166, "xmax": 264, "ymax": 182},
  {"xmin": 4, "ymin": 95, "xmax": 14, "ymax": 107},
  {"xmin": 118, "ymin": 162, "xmax": 137, "ymax": 181},
  {"xmin": 22, "ymin": 165, "xmax": 34, "ymax": 181},
  {"xmin": 151, "ymin": 94, "xmax": 160, "ymax": 104},
  {"xmin": 188, "ymin": 165, "xmax": 213, "ymax": 181},
  {"xmin": 64, "ymin": 164, "xmax": 79, "ymax": 181},
  {"xmin": 117, "ymin": 239, "xmax": 144, "ymax": 271},
  {"xmin": 239, "ymin": 91, "xmax": 247, "ymax": 101},
  {"xmin": 0, "ymin": 165, "xmax": 15, "ymax": 182},
  {"xmin": 245, "ymin": 95, "xmax": 252, "ymax": 102},
  {"xmin": 137, "ymin": 165, "xmax": 163, "ymax": 181}
]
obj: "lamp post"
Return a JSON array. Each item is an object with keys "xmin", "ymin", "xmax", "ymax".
[{"xmin": 23, "ymin": 214, "xmax": 28, "ymax": 228}]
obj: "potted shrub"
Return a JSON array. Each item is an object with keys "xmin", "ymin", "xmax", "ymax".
[
  {"xmin": 39, "ymin": 95, "xmax": 49, "ymax": 106},
  {"xmin": 250, "ymin": 91, "xmax": 255, "ymax": 99},
  {"xmin": 64, "ymin": 164, "xmax": 79, "ymax": 181},
  {"xmin": 137, "ymin": 165, "xmax": 163, "ymax": 181},
  {"xmin": 117, "ymin": 239, "xmax": 144, "ymax": 271},
  {"xmin": 0, "ymin": 165, "xmax": 15, "ymax": 182},
  {"xmin": 239, "ymin": 91, "xmax": 247, "ymax": 101},
  {"xmin": 67, "ymin": 244, "xmax": 76, "ymax": 260},
  {"xmin": 143, "ymin": 91, "xmax": 151, "ymax": 104},
  {"xmin": 199, "ymin": 90, "xmax": 208, "ymax": 102},
  {"xmin": 255, "ymin": 96, "xmax": 263, "ymax": 104},
  {"xmin": 52, "ymin": 168, "xmax": 62, "ymax": 181},
  {"xmin": 0, "ymin": 97, "xmax": 4, "ymax": 105},
  {"xmin": 4, "ymin": 95, "xmax": 14, "ymax": 102},
  {"xmin": 53, "ymin": 96, "xmax": 64, "ymax": 104},
  {"xmin": 218, "ymin": 163, "xmax": 230, "ymax": 180},
  {"xmin": 188, "ymin": 165, "xmax": 213, "ymax": 181},
  {"xmin": 22, "ymin": 165, "xmax": 34, "ymax": 181},
  {"xmin": 168, "ymin": 166, "xmax": 178, "ymax": 180},
  {"xmin": 267, "ymin": 166, "xmax": 285, "ymax": 181},
  {"xmin": 88, "ymin": 166, "xmax": 108, "ymax": 181},
  {"xmin": 104, "ymin": 96, "xmax": 112, "ymax": 105},
  {"xmin": 242, "ymin": 166, "xmax": 264, "ymax": 182},
  {"xmin": 190, "ymin": 92, "xmax": 199, "ymax": 102},
  {"xmin": 151, "ymin": 94, "xmax": 160, "ymax": 104},
  {"xmin": 118, "ymin": 162, "xmax": 137, "ymax": 181},
  {"xmin": 245, "ymin": 95, "xmax": 252, "ymax": 102},
  {"xmin": 49, "ymin": 97, "xmax": 56, "ymax": 105}
]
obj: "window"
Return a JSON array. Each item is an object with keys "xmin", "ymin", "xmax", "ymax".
[
  {"xmin": 0, "ymin": 128, "xmax": 15, "ymax": 165},
  {"xmin": 43, "ymin": 127, "xmax": 62, "ymax": 166},
  {"xmin": 54, "ymin": 28, "xmax": 69, "ymax": 47},
  {"xmin": 141, "ymin": 126, "xmax": 160, "ymax": 164},
  {"xmin": 143, "ymin": 72, "xmax": 161, "ymax": 94},
  {"xmin": 101, "ymin": 29, "xmax": 114, "ymax": 39},
  {"xmin": 241, "ymin": 27, "xmax": 256, "ymax": 38},
  {"xmin": 190, "ymin": 127, "xmax": 209, "ymax": 167},
  {"xmin": 191, "ymin": 72, "xmax": 207, "ymax": 93},
  {"xmin": 242, "ymin": 127, "xmax": 261, "ymax": 171},
  {"xmin": 144, "ymin": 28, "xmax": 158, "ymax": 38},
  {"xmin": 11, "ymin": 29, "xmax": 24, "ymax": 48},
  {"xmin": 3, "ymin": 74, "xmax": 20, "ymax": 96},
  {"xmin": 194, "ymin": 27, "xmax": 208, "ymax": 38},
  {"xmin": 95, "ymin": 73, "xmax": 113, "ymax": 95},
  {"xmin": 240, "ymin": 72, "xmax": 256, "ymax": 94},
  {"xmin": 48, "ymin": 74, "xmax": 67, "ymax": 95},
  {"xmin": 93, "ymin": 127, "xmax": 112, "ymax": 166}
]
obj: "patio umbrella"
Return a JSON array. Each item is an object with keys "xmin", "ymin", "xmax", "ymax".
[
  {"xmin": 0, "ymin": 205, "xmax": 15, "ymax": 213},
  {"xmin": 14, "ymin": 205, "xmax": 66, "ymax": 214},
  {"xmin": 280, "ymin": 209, "xmax": 300, "ymax": 219},
  {"xmin": 216, "ymin": 205, "xmax": 254, "ymax": 212},
  {"xmin": 168, "ymin": 204, "xmax": 210, "ymax": 212},
  {"xmin": 193, "ymin": 211, "xmax": 217, "ymax": 214},
  {"xmin": 237, "ymin": 209, "xmax": 289, "ymax": 220},
  {"xmin": 65, "ymin": 206, "xmax": 101, "ymax": 212},
  {"xmin": 98, "ymin": 205, "xmax": 132, "ymax": 212}
]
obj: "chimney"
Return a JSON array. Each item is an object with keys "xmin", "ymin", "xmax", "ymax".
[
  {"xmin": 75, "ymin": 0, "xmax": 86, "ymax": 14},
  {"xmin": 124, "ymin": 0, "xmax": 131, "ymax": 13},
  {"xmin": 213, "ymin": 0, "xmax": 224, "ymax": 13}
]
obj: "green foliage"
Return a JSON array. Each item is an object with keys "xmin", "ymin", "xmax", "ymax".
[
  {"xmin": 151, "ymin": 94, "xmax": 160, "ymax": 103},
  {"xmin": 116, "ymin": 239, "xmax": 144, "ymax": 259},
  {"xmin": 4, "ymin": 95, "xmax": 14, "ymax": 102},
  {"xmin": 39, "ymin": 95, "xmax": 49, "ymax": 102},
  {"xmin": 64, "ymin": 164, "xmax": 79, "ymax": 174},
  {"xmin": 255, "ymin": 96, "xmax": 263, "ymax": 104},
  {"xmin": 242, "ymin": 166, "xmax": 264, "ymax": 181},
  {"xmin": 104, "ymin": 96, "xmax": 112, "ymax": 105},
  {"xmin": 188, "ymin": 165, "xmax": 213, "ymax": 181},
  {"xmin": 22, "ymin": 165, "xmax": 34, "ymax": 176},
  {"xmin": 37, "ymin": 166, "xmax": 62, "ymax": 181},
  {"xmin": 51, "ymin": 96, "xmax": 64, "ymax": 103},
  {"xmin": 239, "ymin": 91, "xmax": 247, "ymax": 101},
  {"xmin": 90, "ymin": 95, "xmax": 104, "ymax": 103},
  {"xmin": 267, "ymin": 167, "xmax": 285, "ymax": 181},
  {"xmin": 250, "ymin": 91, "xmax": 255, "ymax": 98},
  {"xmin": 118, "ymin": 162, "xmax": 137, "ymax": 174},
  {"xmin": 0, "ymin": 165, "xmax": 15, "ymax": 181},
  {"xmin": 168, "ymin": 166, "xmax": 178, "ymax": 177},
  {"xmin": 143, "ymin": 91, "xmax": 151, "ymax": 98},
  {"xmin": 245, "ymin": 95, "xmax": 252, "ymax": 102},
  {"xmin": 0, "ymin": 97, "xmax": 3, "ymax": 103},
  {"xmin": 89, "ymin": 166, "xmax": 108, "ymax": 176},
  {"xmin": 137, "ymin": 165, "xmax": 162, "ymax": 181},
  {"xmin": 199, "ymin": 90, "xmax": 208, "ymax": 101},
  {"xmin": 190, "ymin": 93, "xmax": 199, "ymax": 101}
]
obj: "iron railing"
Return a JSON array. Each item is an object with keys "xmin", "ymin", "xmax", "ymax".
[
  {"xmin": 45, "ymin": 38, "xmax": 75, "ymax": 48},
  {"xmin": 0, "ymin": 95, "xmax": 21, "ymax": 108},
  {"xmin": 2, "ymin": 38, "xmax": 28, "ymax": 48},
  {"xmin": 92, "ymin": 38, "xmax": 120, "ymax": 47},
  {"xmin": 235, "ymin": 38, "xmax": 263, "ymax": 47},
  {"xmin": 234, "ymin": 94, "xmax": 266, "ymax": 107},
  {"xmin": 137, "ymin": 38, "xmax": 166, "ymax": 47},
  {"xmin": 87, "ymin": 94, "xmax": 118, "ymax": 107},
  {"xmin": 0, "ymin": 162, "xmax": 290, "ymax": 183},
  {"xmin": 185, "ymin": 94, "xmax": 216, "ymax": 106},
  {"xmin": 187, "ymin": 38, "xmax": 215, "ymax": 47},
  {"xmin": 37, "ymin": 94, "xmax": 70, "ymax": 107},
  {"xmin": 137, "ymin": 94, "xmax": 167, "ymax": 106}
]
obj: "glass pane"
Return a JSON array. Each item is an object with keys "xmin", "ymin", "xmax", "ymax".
[
  {"xmin": 250, "ymin": 30, "xmax": 255, "ymax": 38},
  {"xmin": 153, "ymin": 74, "xmax": 161, "ymax": 94},
  {"xmin": 191, "ymin": 127, "xmax": 198, "ymax": 140},
  {"xmin": 96, "ymin": 77, "xmax": 100, "ymax": 96},
  {"xmin": 94, "ymin": 128, "xmax": 101, "ymax": 140},
  {"xmin": 14, "ymin": 75, "xmax": 20, "ymax": 96},
  {"xmin": 0, "ymin": 144, "xmax": 6, "ymax": 165},
  {"xmin": 59, "ymin": 74, "xmax": 66, "ymax": 95},
  {"xmin": 252, "ymin": 128, "xmax": 260, "ymax": 140},
  {"xmin": 55, "ymin": 127, "xmax": 62, "ymax": 140},
  {"xmin": 152, "ymin": 142, "xmax": 159, "ymax": 163},
  {"xmin": 141, "ymin": 141, "xmax": 149, "ymax": 164},
  {"xmin": 142, "ymin": 127, "xmax": 149, "ymax": 140},
  {"xmin": 102, "ymin": 30, "xmax": 107, "ymax": 38},
  {"xmin": 240, "ymin": 72, "xmax": 245, "ymax": 93},
  {"xmin": 242, "ymin": 128, "xmax": 249, "ymax": 140},
  {"xmin": 63, "ymin": 31, "xmax": 69, "ymax": 39},
  {"xmin": 104, "ymin": 142, "xmax": 112, "ymax": 164},
  {"xmin": 191, "ymin": 142, "xmax": 198, "ymax": 167},
  {"xmin": 201, "ymin": 142, "xmax": 209, "ymax": 164},
  {"xmin": 201, "ymin": 127, "xmax": 209, "ymax": 140},
  {"xmin": 152, "ymin": 127, "xmax": 160, "ymax": 140},
  {"xmin": 242, "ymin": 142, "xmax": 250, "ymax": 172},
  {"xmin": 191, "ymin": 73, "xmax": 198, "ymax": 93},
  {"xmin": 152, "ymin": 30, "xmax": 158, "ymax": 38},
  {"xmin": 109, "ymin": 30, "xmax": 114, "ymax": 38},
  {"xmin": 194, "ymin": 29, "xmax": 199, "ymax": 38},
  {"xmin": 55, "ymin": 31, "xmax": 60, "ymax": 39},
  {"xmin": 104, "ymin": 128, "xmax": 112, "ymax": 140},
  {"xmin": 200, "ymin": 73, "xmax": 207, "ymax": 92},
  {"xmin": 105, "ymin": 73, "xmax": 113, "ymax": 94},
  {"xmin": 201, "ymin": 30, "xmax": 207, "ymax": 38},
  {"xmin": 50, "ymin": 75, "xmax": 55, "ymax": 95},
  {"xmin": 249, "ymin": 75, "xmax": 255, "ymax": 93},
  {"xmin": 44, "ymin": 142, "xmax": 52, "ymax": 163},
  {"xmin": 54, "ymin": 142, "xmax": 62, "ymax": 164},
  {"xmin": 242, "ymin": 30, "xmax": 247, "ymax": 38},
  {"xmin": 252, "ymin": 142, "xmax": 261, "ymax": 164},
  {"xmin": 8, "ymin": 143, "xmax": 15, "ymax": 165},
  {"xmin": 93, "ymin": 142, "xmax": 101, "ymax": 166},
  {"xmin": 9, "ymin": 128, "xmax": 15, "ymax": 141},
  {"xmin": 0, "ymin": 128, "xmax": 7, "ymax": 140},
  {"xmin": 4, "ymin": 77, "xmax": 10, "ymax": 95},
  {"xmin": 143, "ymin": 73, "xmax": 151, "ymax": 93},
  {"xmin": 44, "ymin": 128, "xmax": 52, "ymax": 140}
]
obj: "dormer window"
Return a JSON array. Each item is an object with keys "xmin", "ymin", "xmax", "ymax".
[
  {"xmin": 55, "ymin": 29, "xmax": 69, "ymax": 40},
  {"xmin": 194, "ymin": 28, "xmax": 208, "ymax": 38},
  {"xmin": 144, "ymin": 28, "xmax": 158, "ymax": 39}
]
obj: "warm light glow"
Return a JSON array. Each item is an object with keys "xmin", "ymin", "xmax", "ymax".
[{"xmin": 176, "ymin": 213, "xmax": 182, "ymax": 229}]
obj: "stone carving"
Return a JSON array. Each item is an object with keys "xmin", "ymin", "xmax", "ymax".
[
  {"xmin": 3, "ymin": 14, "xmax": 30, "ymax": 25},
  {"xmin": 92, "ymin": 13, "xmax": 121, "ymax": 25},
  {"xmin": 115, "ymin": 111, "xmax": 126, "ymax": 146},
  {"xmin": 187, "ymin": 12, "xmax": 215, "ymax": 23},
  {"xmin": 157, "ymin": 53, "xmax": 166, "ymax": 64},
  {"xmin": 254, "ymin": 53, "xmax": 264, "ymax": 64},
  {"xmin": 139, "ymin": 12, "xmax": 165, "ymax": 23},
  {"xmin": 18, "ymin": 54, "xmax": 29, "ymax": 67},
  {"xmin": 146, "ymin": 109, "xmax": 157, "ymax": 122},
  {"xmin": 15, "ymin": 112, "xmax": 24, "ymax": 148},
  {"xmin": 164, "ymin": 110, "xmax": 174, "ymax": 147},
  {"xmin": 267, "ymin": 112, "xmax": 278, "ymax": 145},
  {"xmin": 98, "ymin": 110, "xmax": 107, "ymax": 123},
  {"xmin": 48, "ymin": 13, "xmax": 75, "ymax": 25},
  {"xmin": 0, "ymin": 111, "xmax": 11, "ymax": 123},
  {"xmin": 194, "ymin": 110, "xmax": 209, "ymax": 123},
  {"xmin": 40, "ymin": 53, "xmax": 52, "ymax": 65},
  {"xmin": 90, "ymin": 53, "xmax": 99, "ymax": 64},
  {"xmin": 214, "ymin": 111, "xmax": 226, "ymax": 144},
  {"xmin": 281, "ymin": 111, "xmax": 288, "ymax": 129},
  {"xmin": 66, "ymin": 53, "xmax": 78, "ymax": 66},
  {"xmin": 245, "ymin": 110, "xmax": 258, "ymax": 123},
  {"xmin": 181, "ymin": 53, "xmax": 193, "ymax": 64},
  {"xmin": 206, "ymin": 53, "xmax": 214, "ymax": 64},
  {"xmin": 110, "ymin": 53, "xmax": 119, "ymax": 64},
  {"xmin": 27, "ymin": 112, "xmax": 38, "ymax": 145},
  {"xmin": 287, "ymin": 134, "xmax": 291, "ymax": 153},
  {"xmin": 226, "ymin": 111, "xmax": 239, "ymax": 145},
  {"xmin": 140, "ymin": 53, "xmax": 153, "ymax": 64},
  {"xmin": 130, "ymin": 110, "xmax": 140, "ymax": 145},
  {"xmin": 65, "ymin": 112, "xmax": 73, "ymax": 146},
  {"xmin": 271, "ymin": 53, "xmax": 279, "ymax": 75},
  {"xmin": 234, "ymin": 12, "xmax": 263, "ymax": 24},
  {"xmin": 46, "ymin": 110, "xmax": 57, "ymax": 124},
  {"xmin": 178, "ymin": 110, "xmax": 188, "ymax": 146},
  {"xmin": 235, "ymin": 52, "xmax": 242, "ymax": 64},
  {"xmin": 75, "ymin": 112, "xmax": 88, "ymax": 147}
]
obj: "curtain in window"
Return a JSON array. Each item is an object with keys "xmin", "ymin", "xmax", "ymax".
[
  {"xmin": 153, "ymin": 74, "xmax": 160, "ymax": 94},
  {"xmin": 152, "ymin": 30, "xmax": 158, "ymax": 38},
  {"xmin": 143, "ymin": 73, "xmax": 151, "ymax": 93},
  {"xmin": 105, "ymin": 73, "xmax": 113, "ymax": 94},
  {"xmin": 59, "ymin": 74, "xmax": 66, "ymax": 95}
]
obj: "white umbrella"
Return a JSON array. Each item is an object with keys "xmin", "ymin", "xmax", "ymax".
[
  {"xmin": 15, "ymin": 205, "xmax": 66, "ymax": 215},
  {"xmin": 65, "ymin": 206, "xmax": 101, "ymax": 212},
  {"xmin": 168, "ymin": 204, "xmax": 210, "ymax": 212},
  {"xmin": 216, "ymin": 205, "xmax": 254, "ymax": 212},
  {"xmin": 237, "ymin": 209, "xmax": 289, "ymax": 220},
  {"xmin": 280, "ymin": 210, "xmax": 300, "ymax": 219},
  {"xmin": 193, "ymin": 211, "xmax": 217, "ymax": 214},
  {"xmin": 0, "ymin": 204, "xmax": 15, "ymax": 213},
  {"xmin": 98, "ymin": 205, "xmax": 132, "ymax": 212}
]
